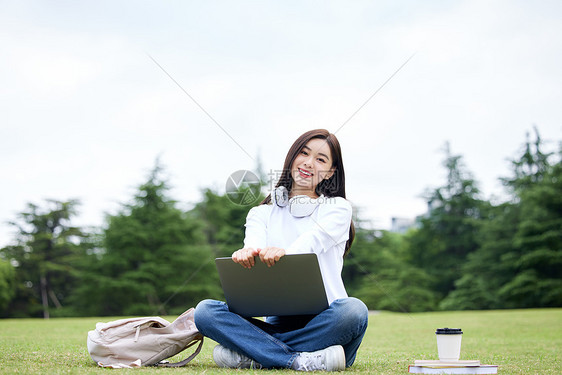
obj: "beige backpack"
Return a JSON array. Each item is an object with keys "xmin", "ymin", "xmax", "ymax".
[{"xmin": 87, "ymin": 307, "xmax": 203, "ymax": 368}]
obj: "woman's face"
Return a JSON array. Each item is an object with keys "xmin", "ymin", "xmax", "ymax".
[{"xmin": 290, "ymin": 138, "xmax": 335, "ymax": 197}]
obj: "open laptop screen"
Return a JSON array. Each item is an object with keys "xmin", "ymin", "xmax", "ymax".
[{"xmin": 215, "ymin": 253, "xmax": 328, "ymax": 317}]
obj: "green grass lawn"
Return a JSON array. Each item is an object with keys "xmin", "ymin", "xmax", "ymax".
[{"xmin": 0, "ymin": 308, "xmax": 560, "ymax": 374}]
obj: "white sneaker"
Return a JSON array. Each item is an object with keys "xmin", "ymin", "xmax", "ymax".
[
  {"xmin": 213, "ymin": 345, "xmax": 263, "ymax": 369},
  {"xmin": 292, "ymin": 345, "xmax": 346, "ymax": 371}
]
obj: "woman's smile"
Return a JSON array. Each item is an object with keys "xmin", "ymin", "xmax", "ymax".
[{"xmin": 298, "ymin": 168, "xmax": 313, "ymax": 178}]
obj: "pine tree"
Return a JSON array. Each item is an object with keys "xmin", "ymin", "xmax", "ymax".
[
  {"xmin": 500, "ymin": 138, "xmax": 562, "ymax": 307},
  {"xmin": 0, "ymin": 200, "xmax": 87, "ymax": 318},
  {"xmin": 0, "ymin": 259, "xmax": 16, "ymax": 314},
  {"xmin": 407, "ymin": 143, "xmax": 487, "ymax": 298},
  {"xmin": 73, "ymin": 164, "xmax": 220, "ymax": 316},
  {"xmin": 344, "ymin": 228, "xmax": 438, "ymax": 312},
  {"xmin": 441, "ymin": 128, "xmax": 561, "ymax": 309}
]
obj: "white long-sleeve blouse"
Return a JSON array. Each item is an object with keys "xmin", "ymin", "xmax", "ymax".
[{"xmin": 243, "ymin": 196, "xmax": 352, "ymax": 304}]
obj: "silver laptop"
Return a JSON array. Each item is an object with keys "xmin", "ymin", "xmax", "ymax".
[{"xmin": 215, "ymin": 253, "xmax": 329, "ymax": 317}]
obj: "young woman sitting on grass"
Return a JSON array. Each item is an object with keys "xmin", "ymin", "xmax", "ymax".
[{"xmin": 194, "ymin": 129, "xmax": 369, "ymax": 371}]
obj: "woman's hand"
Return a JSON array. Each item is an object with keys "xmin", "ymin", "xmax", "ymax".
[
  {"xmin": 258, "ymin": 247, "xmax": 286, "ymax": 267},
  {"xmin": 232, "ymin": 248, "xmax": 260, "ymax": 269}
]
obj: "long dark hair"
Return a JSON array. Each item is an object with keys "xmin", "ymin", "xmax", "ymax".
[{"xmin": 261, "ymin": 129, "xmax": 355, "ymax": 256}]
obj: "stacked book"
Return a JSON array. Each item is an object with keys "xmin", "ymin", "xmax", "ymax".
[{"xmin": 408, "ymin": 360, "xmax": 498, "ymax": 374}]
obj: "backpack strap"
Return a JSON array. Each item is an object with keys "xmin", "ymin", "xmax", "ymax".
[{"xmin": 154, "ymin": 336, "xmax": 204, "ymax": 368}]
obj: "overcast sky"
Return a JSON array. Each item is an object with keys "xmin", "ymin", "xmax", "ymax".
[{"xmin": 1, "ymin": 0, "xmax": 561, "ymax": 248}]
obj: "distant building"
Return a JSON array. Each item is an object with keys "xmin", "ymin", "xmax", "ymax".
[
  {"xmin": 390, "ymin": 217, "xmax": 416, "ymax": 234},
  {"xmin": 391, "ymin": 199, "xmax": 438, "ymax": 233}
]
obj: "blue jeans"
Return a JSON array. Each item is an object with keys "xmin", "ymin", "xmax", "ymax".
[{"xmin": 194, "ymin": 297, "xmax": 369, "ymax": 369}]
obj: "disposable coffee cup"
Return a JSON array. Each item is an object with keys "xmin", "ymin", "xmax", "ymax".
[{"xmin": 435, "ymin": 328, "xmax": 463, "ymax": 361}]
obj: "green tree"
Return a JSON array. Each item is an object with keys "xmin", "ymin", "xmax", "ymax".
[
  {"xmin": 0, "ymin": 200, "xmax": 87, "ymax": 318},
  {"xmin": 441, "ymin": 129, "xmax": 562, "ymax": 309},
  {"xmin": 440, "ymin": 201, "xmax": 520, "ymax": 310},
  {"xmin": 499, "ymin": 139, "xmax": 562, "ymax": 307},
  {"xmin": 501, "ymin": 127, "xmax": 551, "ymax": 193},
  {"xmin": 0, "ymin": 259, "xmax": 16, "ymax": 313},
  {"xmin": 73, "ymin": 164, "xmax": 221, "ymax": 316},
  {"xmin": 192, "ymin": 188, "xmax": 264, "ymax": 258},
  {"xmin": 407, "ymin": 144, "xmax": 488, "ymax": 299},
  {"xmin": 344, "ymin": 227, "xmax": 438, "ymax": 312}
]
